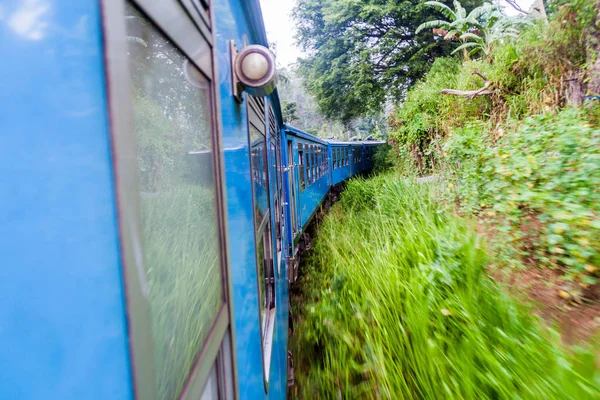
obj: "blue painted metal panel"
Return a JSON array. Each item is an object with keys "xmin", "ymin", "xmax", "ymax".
[
  {"xmin": 0, "ymin": 1, "xmax": 132, "ymax": 399},
  {"xmin": 215, "ymin": 1, "xmax": 287, "ymax": 398}
]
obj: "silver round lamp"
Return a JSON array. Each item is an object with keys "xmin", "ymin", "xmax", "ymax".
[{"xmin": 234, "ymin": 45, "xmax": 278, "ymax": 97}]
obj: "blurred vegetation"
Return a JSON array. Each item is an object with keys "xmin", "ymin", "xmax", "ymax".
[
  {"xmin": 291, "ymin": 174, "xmax": 599, "ymax": 399},
  {"xmin": 384, "ymin": 0, "xmax": 600, "ymax": 284},
  {"xmin": 291, "ymin": 1, "xmax": 600, "ymax": 397}
]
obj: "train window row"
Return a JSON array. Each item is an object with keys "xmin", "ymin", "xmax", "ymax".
[
  {"xmin": 333, "ymin": 147, "xmax": 349, "ymax": 169},
  {"xmin": 298, "ymin": 143, "xmax": 328, "ymax": 191}
]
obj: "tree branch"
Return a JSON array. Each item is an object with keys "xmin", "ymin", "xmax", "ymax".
[
  {"xmin": 441, "ymin": 70, "xmax": 495, "ymax": 99},
  {"xmin": 505, "ymin": 0, "xmax": 529, "ymax": 15}
]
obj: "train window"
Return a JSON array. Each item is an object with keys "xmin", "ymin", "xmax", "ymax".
[
  {"xmin": 247, "ymin": 95, "xmax": 276, "ymax": 384},
  {"xmin": 268, "ymin": 106, "xmax": 284, "ymax": 270},
  {"xmin": 308, "ymin": 146, "xmax": 312, "ymax": 184},
  {"xmin": 308, "ymin": 146, "xmax": 312, "ymax": 182},
  {"xmin": 316, "ymin": 148, "xmax": 321, "ymax": 178},
  {"xmin": 314, "ymin": 149, "xmax": 317, "ymax": 180},
  {"xmin": 318, "ymin": 150, "xmax": 322, "ymax": 177},
  {"xmin": 298, "ymin": 143, "xmax": 305, "ymax": 191},
  {"xmin": 320, "ymin": 150, "xmax": 323, "ymax": 177},
  {"xmin": 332, "ymin": 148, "xmax": 336, "ymax": 170},
  {"xmin": 124, "ymin": 4, "xmax": 224, "ymax": 399},
  {"xmin": 305, "ymin": 145, "xmax": 310, "ymax": 185},
  {"xmin": 199, "ymin": 364, "xmax": 219, "ymax": 400}
]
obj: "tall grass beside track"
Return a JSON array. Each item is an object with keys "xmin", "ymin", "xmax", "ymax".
[{"xmin": 292, "ymin": 174, "xmax": 599, "ymax": 399}]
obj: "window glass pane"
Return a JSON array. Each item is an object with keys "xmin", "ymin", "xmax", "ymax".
[
  {"xmin": 125, "ymin": 5, "xmax": 222, "ymax": 399},
  {"xmin": 199, "ymin": 364, "xmax": 219, "ymax": 400},
  {"xmin": 250, "ymin": 126, "xmax": 269, "ymax": 228},
  {"xmin": 298, "ymin": 143, "xmax": 305, "ymax": 191},
  {"xmin": 256, "ymin": 233, "xmax": 267, "ymax": 332}
]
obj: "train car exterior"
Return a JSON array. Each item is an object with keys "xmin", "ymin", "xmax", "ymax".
[
  {"xmin": 284, "ymin": 127, "xmax": 331, "ymax": 232},
  {"xmin": 0, "ymin": 1, "xmax": 384, "ymax": 399}
]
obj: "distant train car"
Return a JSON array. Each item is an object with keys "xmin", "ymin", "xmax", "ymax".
[{"xmin": 0, "ymin": 0, "xmax": 384, "ymax": 399}]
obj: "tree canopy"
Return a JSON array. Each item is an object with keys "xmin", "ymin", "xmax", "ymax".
[{"xmin": 293, "ymin": 0, "xmax": 483, "ymax": 123}]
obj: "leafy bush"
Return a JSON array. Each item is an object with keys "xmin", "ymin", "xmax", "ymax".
[
  {"xmin": 486, "ymin": 110, "xmax": 600, "ymax": 281},
  {"xmin": 292, "ymin": 174, "xmax": 599, "ymax": 399},
  {"xmin": 442, "ymin": 109, "xmax": 600, "ymax": 282},
  {"xmin": 442, "ymin": 121, "xmax": 490, "ymax": 213}
]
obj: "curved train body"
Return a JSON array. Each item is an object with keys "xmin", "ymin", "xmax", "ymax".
[{"xmin": 0, "ymin": 1, "xmax": 384, "ymax": 399}]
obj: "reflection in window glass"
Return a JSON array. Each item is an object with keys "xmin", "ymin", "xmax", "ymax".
[
  {"xmin": 298, "ymin": 143, "xmax": 305, "ymax": 191},
  {"xmin": 250, "ymin": 125, "xmax": 269, "ymax": 227},
  {"xmin": 200, "ymin": 365, "xmax": 219, "ymax": 400},
  {"xmin": 125, "ymin": 5, "xmax": 222, "ymax": 399}
]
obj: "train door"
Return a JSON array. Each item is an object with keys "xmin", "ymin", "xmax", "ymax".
[
  {"xmin": 287, "ymin": 140, "xmax": 297, "ymax": 235},
  {"xmin": 103, "ymin": 1, "xmax": 237, "ymax": 399}
]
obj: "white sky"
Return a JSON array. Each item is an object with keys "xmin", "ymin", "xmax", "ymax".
[{"xmin": 259, "ymin": 0, "xmax": 537, "ymax": 68}]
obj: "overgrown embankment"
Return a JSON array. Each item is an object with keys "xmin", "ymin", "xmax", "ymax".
[
  {"xmin": 386, "ymin": 0, "xmax": 600, "ymax": 296},
  {"xmin": 291, "ymin": 175, "xmax": 599, "ymax": 399}
]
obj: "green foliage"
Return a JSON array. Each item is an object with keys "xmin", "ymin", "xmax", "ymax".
[
  {"xmin": 293, "ymin": 0, "xmax": 484, "ymax": 123},
  {"xmin": 389, "ymin": 0, "xmax": 596, "ymax": 162},
  {"xmin": 443, "ymin": 110, "xmax": 600, "ymax": 281},
  {"xmin": 491, "ymin": 111, "xmax": 599, "ymax": 280},
  {"xmin": 417, "ymin": 2, "xmax": 531, "ymax": 60},
  {"xmin": 372, "ymin": 144, "xmax": 396, "ymax": 173},
  {"xmin": 283, "ymin": 100, "xmax": 299, "ymax": 123},
  {"xmin": 387, "ymin": 0, "xmax": 600, "ymax": 280},
  {"xmin": 442, "ymin": 122, "xmax": 490, "ymax": 213},
  {"xmin": 278, "ymin": 67, "xmax": 388, "ymax": 139},
  {"xmin": 292, "ymin": 174, "xmax": 599, "ymax": 399}
]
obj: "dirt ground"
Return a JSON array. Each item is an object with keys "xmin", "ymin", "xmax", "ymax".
[
  {"xmin": 490, "ymin": 266, "xmax": 600, "ymax": 345},
  {"xmin": 477, "ymin": 217, "xmax": 600, "ymax": 346}
]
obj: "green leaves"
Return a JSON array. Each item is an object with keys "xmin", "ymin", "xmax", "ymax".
[
  {"xmin": 293, "ymin": 0, "xmax": 484, "ymax": 122},
  {"xmin": 417, "ymin": 1, "xmax": 532, "ymax": 60}
]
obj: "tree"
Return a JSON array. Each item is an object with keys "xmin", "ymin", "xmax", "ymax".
[
  {"xmin": 277, "ymin": 66, "xmax": 389, "ymax": 139},
  {"xmin": 282, "ymin": 101, "xmax": 299, "ymax": 123},
  {"xmin": 293, "ymin": 0, "xmax": 483, "ymax": 123}
]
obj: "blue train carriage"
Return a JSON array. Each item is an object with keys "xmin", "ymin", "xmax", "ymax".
[
  {"xmin": 329, "ymin": 141, "xmax": 354, "ymax": 185},
  {"xmin": 1, "ymin": 0, "xmax": 287, "ymax": 399},
  {"xmin": 283, "ymin": 126, "xmax": 331, "ymax": 235}
]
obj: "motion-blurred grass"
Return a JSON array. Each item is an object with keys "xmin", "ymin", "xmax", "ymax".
[
  {"xmin": 292, "ymin": 173, "xmax": 599, "ymax": 399},
  {"xmin": 141, "ymin": 184, "xmax": 221, "ymax": 400}
]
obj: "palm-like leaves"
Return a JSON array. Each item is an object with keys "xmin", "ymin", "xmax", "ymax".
[{"xmin": 417, "ymin": 1, "xmax": 532, "ymax": 60}]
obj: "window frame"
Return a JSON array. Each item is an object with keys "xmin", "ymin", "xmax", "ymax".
[
  {"xmin": 101, "ymin": 1, "xmax": 237, "ymax": 399},
  {"xmin": 298, "ymin": 143, "xmax": 305, "ymax": 191}
]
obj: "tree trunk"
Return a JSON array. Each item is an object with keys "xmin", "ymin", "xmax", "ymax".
[
  {"xmin": 586, "ymin": 0, "xmax": 600, "ymax": 96},
  {"xmin": 565, "ymin": 73, "xmax": 585, "ymax": 107}
]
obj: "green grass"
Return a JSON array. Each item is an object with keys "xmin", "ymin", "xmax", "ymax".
[
  {"xmin": 141, "ymin": 184, "xmax": 221, "ymax": 400},
  {"xmin": 292, "ymin": 174, "xmax": 599, "ymax": 399}
]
